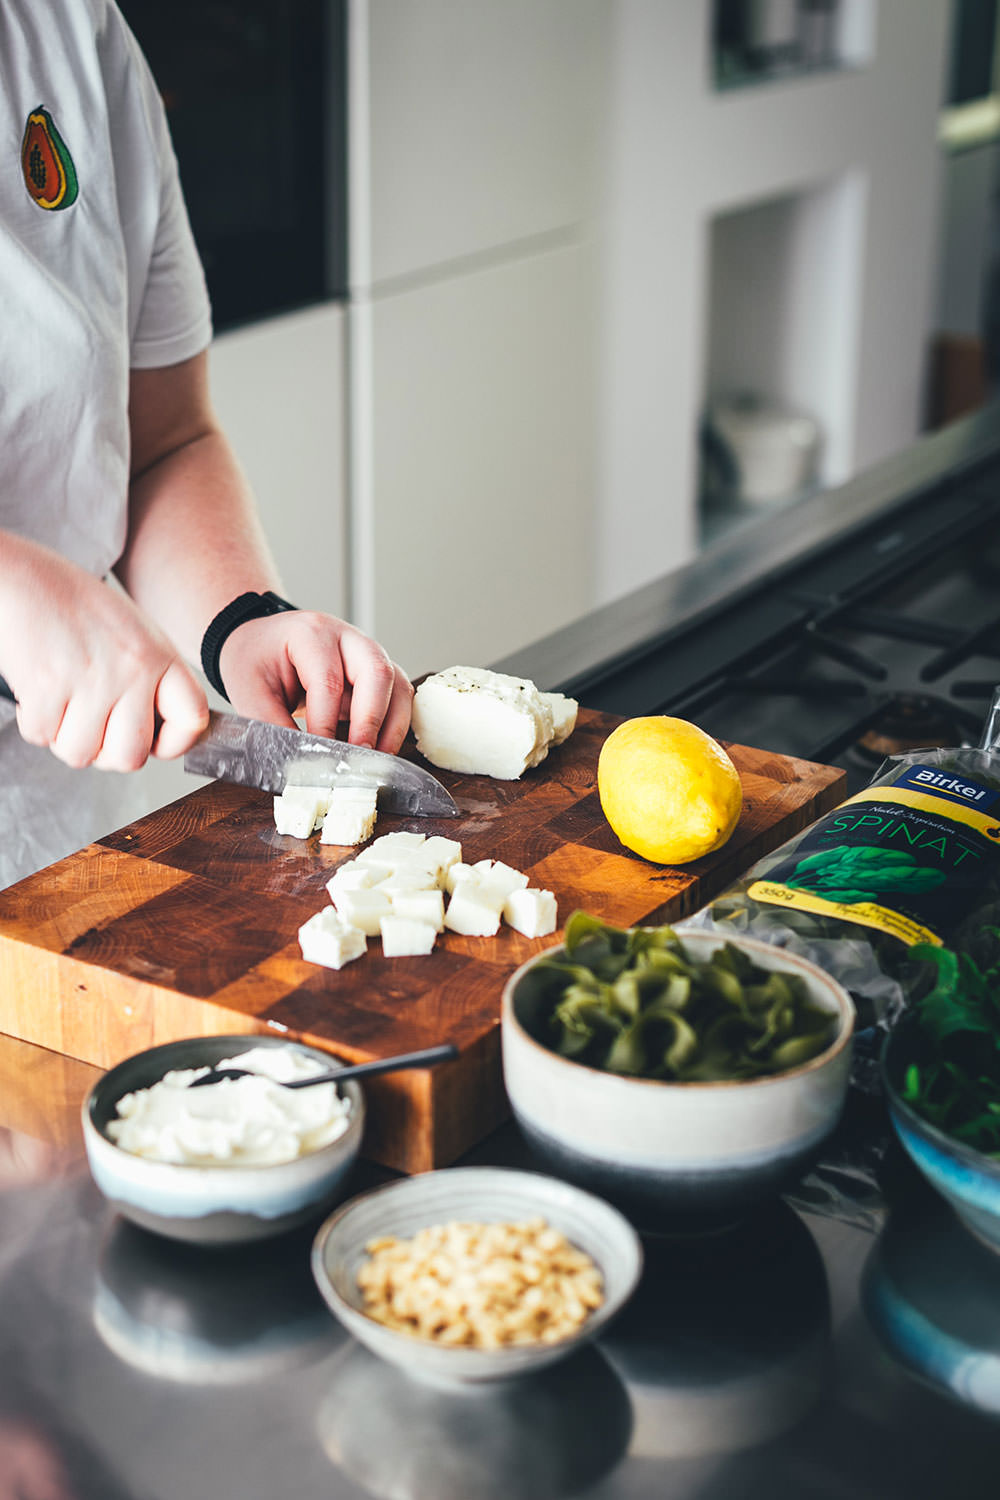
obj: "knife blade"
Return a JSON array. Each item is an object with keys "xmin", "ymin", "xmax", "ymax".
[{"xmin": 184, "ymin": 709, "xmax": 459, "ymax": 818}]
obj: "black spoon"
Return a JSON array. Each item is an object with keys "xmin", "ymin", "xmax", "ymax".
[{"xmin": 188, "ymin": 1042, "xmax": 458, "ymax": 1090}]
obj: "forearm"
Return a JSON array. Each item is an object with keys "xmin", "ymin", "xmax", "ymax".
[
  {"xmin": 118, "ymin": 352, "xmax": 412, "ymax": 750},
  {"xmin": 116, "ymin": 424, "xmax": 284, "ymax": 663}
]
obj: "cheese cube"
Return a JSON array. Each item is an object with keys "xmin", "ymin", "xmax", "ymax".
[
  {"xmin": 366, "ymin": 832, "xmax": 427, "ymax": 857},
  {"xmin": 330, "ymin": 888, "xmax": 392, "ymax": 936},
  {"xmin": 380, "ymin": 915, "xmax": 438, "ymax": 957},
  {"xmin": 411, "ymin": 666, "xmax": 556, "ymax": 780},
  {"xmin": 320, "ymin": 787, "xmax": 378, "ymax": 846},
  {"xmin": 379, "ymin": 868, "xmax": 439, "ymax": 898},
  {"xmin": 389, "ymin": 889, "xmax": 445, "ymax": 931},
  {"xmin": 349, "ymin": 855, "xmax": 397, "ymax": 882},
  {"xmin": 444, "ymin": 883, "xmax": 503, "ymax": 936},
  {"xmin": 298, "ymin": 908, "xmax": 367, "ymax": 969},
  {"xmin": 408, "ymin": 835, "xmax": 464, "ymax": 886},
  {"xmin": 503, "ymin": 887, "xmax": 558, "ymax": 938},
  {"xmin": 326, "ymin": 861, "xmax": 381, "ymax": 897},
  {"xmin": 445, "ymin": 861, "xmax": 476, "ymax": 895},
  {"xmin": 274, "ymin": 785, "xmax": 330, "ymax": 838},
  {"xmin": 472, "ymin": 859, "xmax": 529, "ymax": 900}
]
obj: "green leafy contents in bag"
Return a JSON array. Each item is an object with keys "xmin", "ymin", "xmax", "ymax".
[
  {"xmin": 688, "ymin": 747, "xmax": 1000, "ymax": 1034},
  {"xmin": 519, "ymin": 912, "xmax": 839, "ymax": 1082},
  {"xmin": 896, "ymin": 935, "xmax": 1000, "ymax": 1158}
]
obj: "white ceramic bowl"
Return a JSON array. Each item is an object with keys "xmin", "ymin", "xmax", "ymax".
[
  {"xmin": 83, "ymin": 1034, "xmax": 364, "ymax": 1246},
  {"xmin": 502, "ymin": 928, "xmax": 855, "ymax": 1228},
  {"xmin": 310, "ymin": 1166, "xmax": 643, "ymax": 1389}
]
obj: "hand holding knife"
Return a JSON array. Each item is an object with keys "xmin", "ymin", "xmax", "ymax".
[{"xmin": 0, "ymin": 674, "xmax": 453, "ymax": 818}]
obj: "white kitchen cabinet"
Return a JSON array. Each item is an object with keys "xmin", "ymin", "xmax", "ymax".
[
  {"xmin": 359, "ymin": 0, "xmax": 608, "ymax": 289},
  {"xmin": 348, "ymin": 0, "xmax": 608, "ymax": 677},
  {"xmin": 361, "ymin": 240, "xmax": 599, "ymax": 676},
  {"xmin": 208, "ymin": 304, "xmax": 350, "ymax": 620}
]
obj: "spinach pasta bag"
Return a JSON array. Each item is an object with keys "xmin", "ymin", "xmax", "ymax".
[{"xmin": 685, "ymin": 746, "xmax": 1000, "ymax": 1045}]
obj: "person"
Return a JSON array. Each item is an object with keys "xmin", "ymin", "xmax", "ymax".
[{"xmin": 0, "ymin": 0, "xmax": 412, "ymax": 888}]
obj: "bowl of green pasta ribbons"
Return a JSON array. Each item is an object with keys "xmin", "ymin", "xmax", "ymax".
[{"xmin": 501, "ymin": 916, "xmax": 855, "ymax": 1228}]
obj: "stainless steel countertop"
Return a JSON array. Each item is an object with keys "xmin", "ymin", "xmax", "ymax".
[
  {"xmin": 492, "ymin": 403, "xmax": 1000, "ymax": 693},
  {"xmin": 2, "ymin": 1035, "xmax": 1000, "ymax": 1499}
]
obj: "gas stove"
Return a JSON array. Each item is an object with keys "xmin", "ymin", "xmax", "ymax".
[
  {"xmin": 498, "ymin": 409, "xmax": 1000, "ymax": 797},
  {"xmin": 654, "ymin": 515, "xmax": 1000, "ymax": 793}
]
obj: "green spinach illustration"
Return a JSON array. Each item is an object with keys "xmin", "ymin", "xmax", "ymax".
[{"xmin": 785, "ymin": 844, "xmax": 945, "ymax": 904}]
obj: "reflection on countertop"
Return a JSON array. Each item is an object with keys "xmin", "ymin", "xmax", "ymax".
[
  {"xmin": 599, "ymin": 1199, "xmax": 831, "ymax": 1460},
  {"xmin": 317, "ymin": 1340, "xmax": 631, "ymax": 1500},
  {"xmin": 863, "ymin": 1166, "xmax": 1000, "ymax": 1417},
  {"xmin": 94, "ymin": 1218, "xmax": 343, "ymax": 1385}
]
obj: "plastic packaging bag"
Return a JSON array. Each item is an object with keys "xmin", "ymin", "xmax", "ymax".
[{"xmin": 685, "ymin": 743, "xmax": 1000, "ymax": 1034}]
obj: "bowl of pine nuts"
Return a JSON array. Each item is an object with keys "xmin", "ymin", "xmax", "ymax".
[{"xmin": 310, "ymin": 1167, "xmax": 642, "ymax": 1388}]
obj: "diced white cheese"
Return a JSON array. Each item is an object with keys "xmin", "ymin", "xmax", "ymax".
[
  {"xmin": 274, "ymin": 785, "xmax": 331, "ymax": 838},
  {"xmin": 472, "ymin": 859, "xmax": 530, "ymax": 900},
  {"xmin": 326, "ymin": 861, "xmax": 381, "ymax": 897},
  {"xmin": 349, "ymin": 855, "xmax": 397, "ymax": 882},
  {"xmin": 298, "ymin": 908, "xmax": 367, "ymax": 969},
  {"xmin": 389, "ymin": 888, "xmax": 445, "ymax": 931},
  {"xmin": 409, "ymin": 835, "xmax": 463, "ymax": 886},
  {"xmin": 445, "ymin": 861, "xmax": 476, "ymax": 895},
  {"xmin": 411, "ymin": 667, "xmax": 556, "ymax": 780},
  {"xmin": 380, "ymin": 915, "xmax": 438, "ymax": 957},
  {"xmin": 541, "ymin": 691, "xmax": 578, "ymax": 745},
  {"xmin": 444, "ymin": 882, "xmax": 503, "ymax": 936},
  {"xmin": 366, "ymin": 832, "xmax": 428, "ymax": 856},
  {"xmin": 379, "ymin": 868, "xmax": 440, "ymax": 898},
  {"xmin": 330, "ymin": 888, "xmax": 392, "ymax": 936},
  {"xmin": 320, "ymin": 787, "xmax": 378, "ymax": 846},
  {"xmin": 503, "ymin": 887, "xmax": 558, "ymax": 938}
]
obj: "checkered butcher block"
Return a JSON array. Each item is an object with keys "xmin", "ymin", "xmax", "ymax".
[{"xmin": 0, "ymin": 708, "xmax": 844, "ymax": 1173}]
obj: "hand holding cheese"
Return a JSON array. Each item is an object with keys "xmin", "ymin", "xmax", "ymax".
[
  {"xmin": 218, "ymin": 611, "xmax": 414, "ymax": 755},
  {"xmin": 411, "ymin": 666, "xmax": 577, "ymax": 779}
]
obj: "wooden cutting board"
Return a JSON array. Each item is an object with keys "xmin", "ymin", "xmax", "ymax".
[{"xmin": 0, "ymin": 709, "xmax": 844, "ymax": 1173}]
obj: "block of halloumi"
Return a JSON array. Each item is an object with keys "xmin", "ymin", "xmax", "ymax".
[{"xmin": 411, "ymin": 666, "xmax": 566, "ymax": 780}]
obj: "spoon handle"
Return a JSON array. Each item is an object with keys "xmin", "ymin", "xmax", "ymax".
[{"xmin": 282, "ymin": 1042, "xmax": 458, "ymax": 1089}]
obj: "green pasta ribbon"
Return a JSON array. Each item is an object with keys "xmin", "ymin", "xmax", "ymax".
[{"xmin": 521, "ymin": 913, "xmax": 838, "ymax": 1082}]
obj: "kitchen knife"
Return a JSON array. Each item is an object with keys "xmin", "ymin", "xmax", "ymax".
[{"xmin": 184, "ymin": 709, "xmax": 459, "ymax": 818}]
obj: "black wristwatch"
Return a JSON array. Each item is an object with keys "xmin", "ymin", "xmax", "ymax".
[{"xmin": 200, "ymin": 590, "xmax": 299, "ymax": 700}]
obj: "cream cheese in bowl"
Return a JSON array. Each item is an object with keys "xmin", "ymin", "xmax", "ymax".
[
  {"xmin": 107, "ymin": 1046, "xmax": 352, "ymax": 1167},
  {"xmin": 83, "ymin": 1035, "xmax": 365, "ymax": 1245}
]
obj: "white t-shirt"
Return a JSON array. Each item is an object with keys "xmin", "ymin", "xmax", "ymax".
[{"xmin": 0, "ymin": 0, "xmax": 213, "ymax": 887}]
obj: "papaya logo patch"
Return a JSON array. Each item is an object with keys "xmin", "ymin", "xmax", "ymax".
[{"xmin": 21, "ymin": 106, "xmax": 78, "ymax": 210}]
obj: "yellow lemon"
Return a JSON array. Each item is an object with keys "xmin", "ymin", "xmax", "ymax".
[{"xmin": 597, "ymin": 716, "xmax": 743, "ymax": 864}]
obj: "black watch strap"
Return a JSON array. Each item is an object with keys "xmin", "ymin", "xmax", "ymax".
[{"xmin": 200, "ymin": 590, "xmax": 298, "ymax": 701}]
